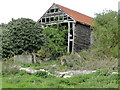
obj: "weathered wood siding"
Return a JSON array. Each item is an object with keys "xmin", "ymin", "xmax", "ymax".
[{"xmin": 74, "ymin": 23, "xmax": 91, "ymax": 52}]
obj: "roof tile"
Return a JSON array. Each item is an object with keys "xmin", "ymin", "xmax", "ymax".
[{"xmin": 56, "ymin": 4, "xmax": 93, "ymax": 25}]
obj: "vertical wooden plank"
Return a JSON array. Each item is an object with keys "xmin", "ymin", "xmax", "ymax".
[
  {"xmin": 49, "ymin": 17, "xmax": 50, "ymax": 22},
  {"xmin": 41, "ymin": 18, "xmax": 42, "ymax": 23},
  {"xmin": 68, "ymin": 22, "xmax": 70, "ymax": 53},
  {"xmin": 72, "ymin": 22, "xmax": 75, "ymax": 53},
  {"xmin": 32, "ymin": 53, "xmax": 36, "ymax": 63},
  {"xmin": 90, "ymin": 31, "xmax": 93, "ymax": 44},
  {"xmin": 45, "ymin": 17, "xmax": 46, "ymax": 23},
  {"xmin": 58, "ymin": 15, "xmax": 60, "ymax": 21}
]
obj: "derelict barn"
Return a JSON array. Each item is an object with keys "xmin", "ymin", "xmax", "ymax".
[{"xmin": 38, "ymin": 3, "xmax": 93, "ymax": 53}]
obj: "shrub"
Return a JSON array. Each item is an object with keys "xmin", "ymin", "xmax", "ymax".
[
  {"xmin": 36, "ymin": 47, "xmax": 50, "ymax": 60},
  {"xmin": 60, "ymin": 53, "xmax": 82, "ymax": 69},
  {"xmin": 92, "ymin": 10, "xmax": 118, "ymax": 57},
  {"xmin": 1, "ymin": 18, "xmax": 44, "ymax": 58},
  {"xmin": 94, "ymin": 69, "xmax": 112, "ymax": 76},
  {"xmin": 33, "ymin": 71, "xmax": 48, "ymax": 78},
  {"xmin": 19, "ymin": 70, "xmax": 27, "ymax": 76},
  {"xmin": 43, "ymin": 24, "xmax": 68, "ymax": 58},
  {"xmin": 21, "ymin": 63, "xmax": 32, "ymax": 68}
]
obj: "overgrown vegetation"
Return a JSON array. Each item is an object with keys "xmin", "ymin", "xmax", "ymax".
[
  {"xmin": 2, "ymin": 66, "xmax": 118, "ymax": 88},
  {"xmin": 91, "ymin": 10, "xmax": 118, "ymax": 58},
  {"xmin": 43, "ymin": 24, "xmax": 68, "ymax": 57},
  {"xmin": 60, "ymin": 52, "xmax": 118, "ymax": 71}
]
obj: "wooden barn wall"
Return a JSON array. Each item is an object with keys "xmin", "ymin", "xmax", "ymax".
[{"xmin": 74, "ymin": 23, "xmax": 91, "ymax": 52}]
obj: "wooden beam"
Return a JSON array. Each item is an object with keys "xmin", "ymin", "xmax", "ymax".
[
  {"xmin": 70, "ymin": 39, "xmax": 73, "ymax": 41},
  {"xmin": 68, "ymin": 22, "xmax": 70, "ymax": 53},
  {"xmin": 45, "ymin": 21, "xmax": 75, "ymax": 25},
  {"xmin": 45, "ymin": 17, "xmax": 46, "ymax": 23},
  {"xmin": 90, "ymin": 31, "xmax": 94, "ymax": 44},
  {"xmin": 41, "ymin": 18, "xmax": 42, "ymax": 23},
  {"xmin": 72, "ymin": 22, "xmax": 75, "ymax": 53}
]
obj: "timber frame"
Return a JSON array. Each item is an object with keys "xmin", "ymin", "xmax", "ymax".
[{"xmin": 38, "ymin": 3, "xmax": 93, "ymax": 53}]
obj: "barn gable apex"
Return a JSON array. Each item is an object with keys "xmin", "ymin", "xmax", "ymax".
[
  {"xmin": 38, "ymin": 3, "xmax": 74, "ymax": 25},
  {"xmin": 38, "ymin": 3, "xmax": 93, "ymax": 26}
]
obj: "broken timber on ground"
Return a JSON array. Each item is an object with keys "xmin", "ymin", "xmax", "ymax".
[{"xmin": 38, "ymin": 3, "xmax": 93, "ymax": 53}]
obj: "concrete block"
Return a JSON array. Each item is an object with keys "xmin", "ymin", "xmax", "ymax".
[{"xmin": 14, "ymin": 55, "xmax": 32, "ymax": 64}]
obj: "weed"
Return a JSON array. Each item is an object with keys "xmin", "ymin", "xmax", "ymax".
[
  {"xmin": 94, "ymin": 69, "xmax": 112, "ymax": 76},
  {"xmin": 33, "ymin": 71, "xmax": 48, "ymax": 78}
]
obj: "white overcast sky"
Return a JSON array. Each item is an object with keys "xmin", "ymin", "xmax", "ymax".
[{"xmin": 0, "ymin": 0, "xmax": 119, "ymax": 24}]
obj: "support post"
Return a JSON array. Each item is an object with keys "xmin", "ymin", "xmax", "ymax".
[
  {"xmin": 68, "ymin": 22, "xmax": 70, "ymax": 53},
  {"xmin": 90, "ymin": 31, "xmax": 93, "ymax": 44},
  {"xmin": 41, "ymin": 18, "xmax": 42, "ymax": 23},
  {"xmin": 32, "ymin": 53, "xmax": 36, "ymax": 63},
  {"xmin": 58, "ymin": 15, "xmax": 59, "ymax": 21},
  {"xmin": 72, "ymin": 22, "xmax": 75, "ymax": 53},
  {"xmin": 45, "ymin": 17, "xmax": 46, "ymax": 23}
]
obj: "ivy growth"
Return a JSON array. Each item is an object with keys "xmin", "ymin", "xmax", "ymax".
[{"xmin": 43, "ymin": 24, "xmax": 68, "ymax": 57}]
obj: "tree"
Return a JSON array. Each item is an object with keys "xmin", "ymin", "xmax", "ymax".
[
  {"xmin": 2, "ymin": 18, "xmax": 44, "ymax": 58},
  {"xmin": 92, "ymin": 10, "xmax": 118, "ymax": 57}
]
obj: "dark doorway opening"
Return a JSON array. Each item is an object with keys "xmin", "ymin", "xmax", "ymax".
[{"xmin": 70, "ymin": 41, "xmax": 72, "ymax": 53}]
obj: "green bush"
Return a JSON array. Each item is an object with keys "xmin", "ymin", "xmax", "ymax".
[
  {"xmin": 21, "ymin": 63, "xmax": 32, "ymax": 67},
  {"xmin": 94, "ymin": 69, "xmax": 112, "ymax": 76},
  {"xmin": 60, "ymin": 53, "xmax": 82, "ymax": 69},
  {"xmin": 92, "ymin": 10, "xmax": 118, "ymax": 57},
  {"xmin": 19, "ymin": 70, "xmax": 27, "ymax": 76},
  {"xmin": 28, "ymin": 76, "xmax": 42, "ymax": 83},
  {"xmin": 43, "ymin": 24, "xmax": 68, "ymax": 58},
  {"xmin": 1, "ymin": 18, "xmax": 44, "ymax": 58},
  {"xmin": 36, "ymin": 47, "xmax": 50, "ymax": 60},
  {"xmin": 111, "ymin": 74, "xmax": 119, "ymax": 80},
  {"xmin": 33, "ymin": 71, "xmax": 48, "ymax": 78},
  {"xmin": 58, "ymin": 78, "xmax": 76, "ymax": 85}
]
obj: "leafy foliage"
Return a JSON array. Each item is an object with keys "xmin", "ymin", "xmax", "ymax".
[
  {"xmin": 2, "ymin": 18, "xmax": 44, "ymax": 58},
  {"xmin": 33, "ymin": 71, "xmax": 48, "ymax": 78},
  {"xmin": 94, "ymin": 69, "xmax": 112, "ymax": 76},
  {"xmin": 92, "ymin": 10, "xmax": 118, "ymax": 57},
  {"xmin": 42, "ymin": 24, "xmax": 68, "ymax": 57},
  {"xmin": 36, "ymin": 47, "xmax": 48, "ymax": 59}
]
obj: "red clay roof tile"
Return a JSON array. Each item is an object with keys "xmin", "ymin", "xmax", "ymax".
[{"xmin": 56, "ymin": 4, "xmax": 93, "ymax": 25}]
